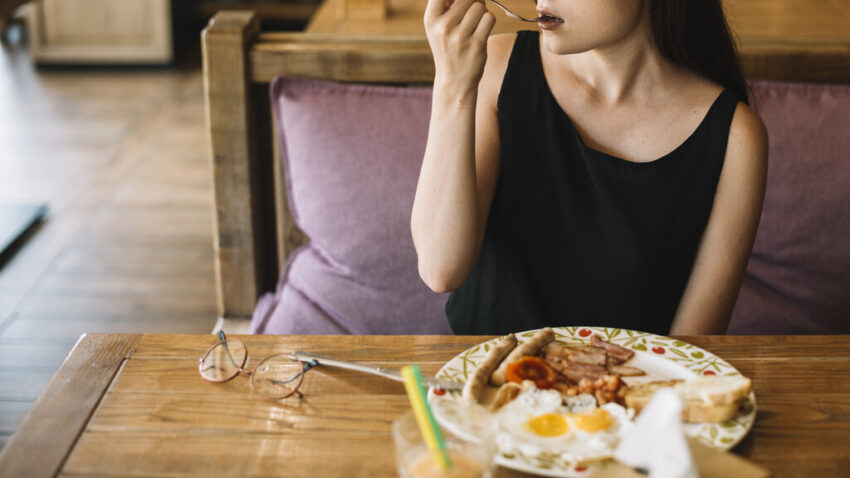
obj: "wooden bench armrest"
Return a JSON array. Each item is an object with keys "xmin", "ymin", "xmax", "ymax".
[{"xmin": 203, "ymin": 12, "xmax": 277, "ymax": 320}]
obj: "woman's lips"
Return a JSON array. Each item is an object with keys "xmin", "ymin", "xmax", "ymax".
[
  {"xmin": 537, "ymin": 10, "xmax": 564, "ymax": 30},
  {"xmin": 535, "ymin": 8, "xmax": 564, "ymax": 29}
]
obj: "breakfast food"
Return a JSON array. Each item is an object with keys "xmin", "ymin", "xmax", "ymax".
[
  {"xmin": 490, "ymin": 327, "xmax": 555, "ymax": 386},
  {"xmin": 489, "ymin": 382, "xmax": 524, "ymax": 411},
  {"xmin": 505, "ymin": 356, "xmax": 558, "ymax": 389},
  {"xmin": 461, "ymin": 333, "xmax": 517, "ymax": 402},
  {"xmin": 675, "ymin": 375, "xmax": 752, "ymax": 405},
  {"xmin": 624, "ymin": 376, "xmax": 752, "ymax": 423},
  {"xmin": 543, "ymin": 340, "xmax": 644, "ymax": 384},
  {"xmin": 590, "ymin": 335, "xmax": 634, "ymax": 363},
  {"xmin": 553, "ymin": 375, "xmax": 627, "ymax": 406},
  {"xmin": 433, "ymin": 328, "xmax": 757, "ymax": 476},
  {"xmin": 496, "ymin": 387, "xmax": 634, "ymax": 462},
  {"xmin": 461, "ymin": 329, "xmax": 751, "ymax": 426},
  {"xmin": 468, "ymin": 331, "xmax": 637, "ymax": 409}
]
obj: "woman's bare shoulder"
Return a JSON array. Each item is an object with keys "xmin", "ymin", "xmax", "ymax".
[
  {"xmin": 727, "ymin": 101, "xmax": 768, "ymax": 168},
  {"xmin": 730, "ymin": 102, "xmax": 768, "ymax": 141}
]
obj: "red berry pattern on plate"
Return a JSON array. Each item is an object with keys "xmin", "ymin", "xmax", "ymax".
[
  {"xmin": 703, "ymin": 370, "xmax": 717, "ymax": 376},
  {"xmin": 652, "ymin": 346, "xmax": 665, "ymax": 354},
  {"xmin": 578, "ymin": 328, "xmax": 592, "ymax": 337}
]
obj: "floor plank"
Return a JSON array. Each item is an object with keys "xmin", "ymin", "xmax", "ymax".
[
  {"xmin": 0, "ymin": 28, "xmax": 219, "ymax": 451},
  {"xmin": 0, "ymin": 370, "xmax": 56, "ymax": 401},
  {"xmin": 0, "ymin": 343, "xmax": 74, "ymax": 370},
  {"xmin": 1, "ymin": 316, "xmax": 215, "ymax": 344},
  {"xmin": 0, "ymin": 401, "xmax": 33, "ymax": 434}
]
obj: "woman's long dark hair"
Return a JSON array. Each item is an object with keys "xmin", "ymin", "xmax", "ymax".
[{"xmin": 650, "ymin": 0, "xmax": 749, "ymax": 104}]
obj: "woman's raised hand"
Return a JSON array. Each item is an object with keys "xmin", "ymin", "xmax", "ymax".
[{"xmin": 424, "ymin": 0, "xmax": 496, "ymax": 95}]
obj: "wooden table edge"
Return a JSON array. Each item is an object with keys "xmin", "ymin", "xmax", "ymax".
[{"xmin": 0, "ymin": 333, "xmax": 142, "ymax": 478}]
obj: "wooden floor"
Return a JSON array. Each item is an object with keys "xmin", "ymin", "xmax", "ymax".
[{"xmin": 0, "ymin": 33, "xmax": 218, "ymax": 450}]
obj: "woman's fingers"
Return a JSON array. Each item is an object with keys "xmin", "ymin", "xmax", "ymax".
[
  {"xmin": 456, "ymin": 1, "xmax": 487, "ymax": 37},
  {"xmin": 472, "ymin": 10, "xmax": 496, "ymax": 42},
  {"xmin": 443, "ymin": 0, "xmax": 481, "ymax": 26},
  {"xmin": 424, "ymin": 0, "xmax": 448, "ymax": 25}
]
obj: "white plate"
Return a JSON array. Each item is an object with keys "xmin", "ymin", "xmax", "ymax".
[{"xmin": 429, "ymin": 326, "xmax": 757, "ymax": 477}]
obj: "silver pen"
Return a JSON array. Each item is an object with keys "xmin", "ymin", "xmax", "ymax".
[{"xmin": 291, "ymin": 351, "xmax": 463, "ymax": 392}]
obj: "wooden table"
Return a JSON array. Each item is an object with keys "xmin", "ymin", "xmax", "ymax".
[
  {"xmin": 1, "ymin": 334, "xmax": 849, "ymax": 477},
  {"xmin": 305, "ymin": 0, "xmax": 850, "ymax": 82}
]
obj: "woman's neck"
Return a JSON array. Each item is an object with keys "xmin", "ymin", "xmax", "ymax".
[{"xmin": 557, "ymin": 20, "xmax": 675, "ymax": 105}]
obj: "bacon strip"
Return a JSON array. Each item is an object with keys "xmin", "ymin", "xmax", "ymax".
[
  {"xmin": 590, "ymin": 335, "xmax": 634, "ymax": 363},
  {"xmin": 545, "ymin": 356, "xmax": 609, "ymax": 383},
  {"xmin": 607, "ymin": 364, "xmax": 646, "ymax": 376},
  {"xmin": 553, "ymin": 346, "xmax": 606, "ymax": 365}
]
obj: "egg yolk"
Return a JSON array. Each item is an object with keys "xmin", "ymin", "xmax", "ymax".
[
  {"xmin": 524, "ymin": 413, "xmax": 570, "ymax": 437},
  {"xmin": 573, "ymin": 408, "xmax": 614, "ymax": 433}
]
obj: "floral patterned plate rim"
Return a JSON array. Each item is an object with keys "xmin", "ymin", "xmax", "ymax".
[{"xmin": 428, "ymin": 326, "xmax": 757, "ymax": 478}]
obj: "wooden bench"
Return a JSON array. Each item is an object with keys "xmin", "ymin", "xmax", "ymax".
[
  {"xmin": 203, "ymin": 11, "xmax": 436, "ymax": 331},
  {"xmin": 202, "ymin": 5, "xmax": 850, "ymax": 331}
]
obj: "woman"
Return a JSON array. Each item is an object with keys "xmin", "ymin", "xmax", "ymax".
[{"xmin": 411, "ymin": 0, "xmax": 768, "ymax": 335}]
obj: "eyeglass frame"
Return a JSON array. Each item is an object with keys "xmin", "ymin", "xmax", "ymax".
[{"xmin": 198, "ymin": 330, "xmax": 318, "ymax": 400}]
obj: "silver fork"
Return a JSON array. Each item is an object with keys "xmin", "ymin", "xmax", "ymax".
[{"xmin": 486, "ymin": 0, "xmax": 541, "ymax": 22}]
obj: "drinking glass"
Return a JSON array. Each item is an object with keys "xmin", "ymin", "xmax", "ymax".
[{"xmin": 392, "ymin": 399, "xmax": 497, "ymax": 478}]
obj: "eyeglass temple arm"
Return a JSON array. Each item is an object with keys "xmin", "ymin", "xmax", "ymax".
[
  {"xmin": 266, "ymin": 359, "xmax": 318, "ymax": 386},
  {"xmin": 216, "ymin": 330, "xmax": 242, "ymax": 370},
  {"xmin": 290, "ymin": 351, "xmax": 403, "ymax": 383}
]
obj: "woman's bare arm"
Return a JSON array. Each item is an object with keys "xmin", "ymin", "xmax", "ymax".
[
  {"xmin": 411, "ymin": 0, "xmax": 511, "ymax": 293},
  {"xmin": 670, "ymin": 103, "xmax": 769, "ymax": 335}
]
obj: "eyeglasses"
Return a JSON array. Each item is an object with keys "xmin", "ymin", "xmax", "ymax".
[{"xmin": 198, "ymin": 331, "xmax": 318, "ymax": 399}]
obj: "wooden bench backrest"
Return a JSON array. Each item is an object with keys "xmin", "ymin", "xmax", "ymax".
[
  {"xmin": 203, "ymin": 7, "xmax": 850, "ymax": 322},
  {"xmin": 203, "ymin": 11, "xmax": 435, "ymax": 320}
]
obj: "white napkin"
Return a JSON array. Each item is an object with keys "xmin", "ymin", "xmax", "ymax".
[{"xmin": 614, "ymin": 388, "xmax": 698, "ymax": 478}]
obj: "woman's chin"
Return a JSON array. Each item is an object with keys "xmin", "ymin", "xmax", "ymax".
[
  {"xmin": 540, "ymin": 32, "xmax": 594, "ymax": 56},
  {"xmin": 540, "ymin": 33, "xmax": 572, "ymax": 56}
]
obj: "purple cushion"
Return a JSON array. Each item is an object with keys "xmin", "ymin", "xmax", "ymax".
[
  {"xmin": 728, "ymin": 81, "xmax": 850, "ymax": 334},
  {"xmin": 251, "ymin": 77, "xmax": 451, "ymax": 335}
]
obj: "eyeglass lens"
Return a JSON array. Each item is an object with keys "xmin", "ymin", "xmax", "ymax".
[
  {"xmin": 200, "ymin": 340, "xmax": 248, "ymax": 381},
  {"xmin": 251, "ymin": 355, "xmax": 309, "ymax": 398}
]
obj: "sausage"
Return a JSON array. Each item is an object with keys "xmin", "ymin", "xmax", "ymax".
[
  {"xmin": 490, "ymin": 327, "xmax": 555, "ymax": 386},
  {"xmin": 461, "ymin": 333, "xmax": 517, "ymax": 403}
]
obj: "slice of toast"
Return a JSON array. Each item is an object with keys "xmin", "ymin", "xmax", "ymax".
[
  {"xmin": 624, "ymin": 377, "xmax": 750, "ymax": 423},
  {"xmin": 680, "ymin": 400, "xmax": 740, "ymax": 423},
  {"xmin": 624, "ymin": 380, "xmax": 683, "ymax": 411},
  {"xmin": 675, "ymin": 376, "xmax": 752, "ymax": 406}
]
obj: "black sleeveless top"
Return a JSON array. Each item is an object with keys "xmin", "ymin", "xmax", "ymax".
[{"xmin": 446, "ymin": 30, "xmax": 739, "ymax": 336}]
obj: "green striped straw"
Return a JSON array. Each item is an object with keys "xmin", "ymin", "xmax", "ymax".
[{"xmin": 400, "ymin": 364, "xmax": 453, "ymax": 470}]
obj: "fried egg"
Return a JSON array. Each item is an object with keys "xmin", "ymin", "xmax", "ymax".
[{"xmin": 495, "ymin": 388, "xmax": 634, "ymax": 462}]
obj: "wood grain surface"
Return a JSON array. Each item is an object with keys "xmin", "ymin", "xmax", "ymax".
[
  {"xmin": 2, "ymin": 333, "xmax": 849, "ymax": 477},
  {"xmin": 305, "ymin": 0, "xmax": 850, "ymax": 82},
  {"xmin": 0, "ymin": 40, "xmax": 220, "ymax": 449},
  {"xmin": 0, "ymin": 333, "xmax": 141, "ymax": 477}
]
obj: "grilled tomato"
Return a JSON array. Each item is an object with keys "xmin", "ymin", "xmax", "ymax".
[{"xmin": 505, "ymin": 356, "xmax": 557, "ymax": 389}]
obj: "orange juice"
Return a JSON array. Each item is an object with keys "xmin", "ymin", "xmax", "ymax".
[{"xmin": 404, "ymin": 450, "xmax": 487, "ymax": 478}]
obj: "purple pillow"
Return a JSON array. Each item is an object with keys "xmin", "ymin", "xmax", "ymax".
[
  {"xmin": 251, "ymin": 77, "xmax": 451, "ymax": 335},
  {"xmin": 728, "ymin": 81, "xmax": 850, "ymax": 334}
]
